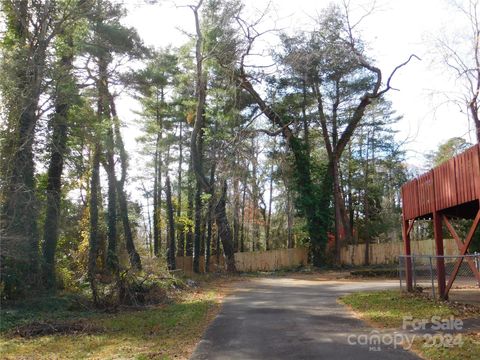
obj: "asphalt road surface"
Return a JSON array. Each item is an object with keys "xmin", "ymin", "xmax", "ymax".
[{"xmin": 191, "ymin": 277, "xmax": 418, "ymax": 360}]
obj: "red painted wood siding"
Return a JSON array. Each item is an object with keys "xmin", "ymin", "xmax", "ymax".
[
  {"xmin": 401, "ymin": 179, "xmax": 419, "ymax": 220},
  {"xmin": 434, "ymin": 158, "xmax": 458, "ymax": 211},
  {"xmin": 401, "ymin": 144, "xmax": 480, "ymax": 220},
  {"xmin": 417, "ymin": 171, "xmax": 435, "ymax": 215},
  {"xmin": 454, "ymin": 144, "xmax": 480, "ymax": 204}
]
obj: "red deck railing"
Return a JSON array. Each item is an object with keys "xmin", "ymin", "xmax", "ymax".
[
  {"xmin": 434, "ymin": 158, "xmax": 458, "ymax": 211},
  {"xmin": 401, "ymin": 144, "xmax": 480, "ymax": 220},
  {"xmin": 401, "ymin": 178, "xmax": 418, "ymax": 220},
  {"xmin": 417, "ymin": 171, "xmax": 435, "ymax": 215},
  {"xmin": 455, "ymin": 145, "xmax": 480, "ymax": 204}
]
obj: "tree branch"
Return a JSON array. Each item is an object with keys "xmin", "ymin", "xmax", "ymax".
[{"xmin": 377, "ymin": 54, "xmax": 421, "ymax": 96}]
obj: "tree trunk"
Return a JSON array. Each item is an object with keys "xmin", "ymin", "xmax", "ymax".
[
  {"xmin": 165, "ymin": 176, "xmax": 176, "ymax": 270},
  {"xmin": 191, "ymin": 1, "xmax": 207, "ymax": 274},
  {"xmin": 200, "ymin": 209, "xmax": 206, "ymax": 259},
  {"xmin": 468, "ymin": 101, "xmax": 480, "ymax": 143},
  {"xmin": 42, "ymin": 44, "xmax": 74, "ymax": 289},
  {"xmin": 146, "ymin": 189, "xmax": 153, "ymax": 257},
  {"xmin": 205, "ymin": 163, "xmax": 215, "ymax": 272},
  {"xmin": 153, "ymin": 142, "xmax": 162, "ymax": 256},
  {"xmin": 88, "ymin": 145, "xmax": 101, "ymax": 305},
  {"xmin": 287, "ymin": 189, "xmax": 294, "ymax": 249},
  {"xmin": 215, "ymin": 230, "xmax": 221, "ymax": 262},
  {"xmin": 153, "ymin": 90, "xmax": 163, "ymax": 256},
  {"xmin": 205, "ymin": 206, "xmax": 213, "ymax": 272},
  {"xmin": 364, "ymin": 132, "xmax": 371, "ymax": 266},
  {"xmin": 215, "ymin": 181, "xmax": 237, "ymax": 272},
  {"xmin": 266, "ymin": 162, "xmax": 274, "ymax": 251},
  {"xmin": 302, "ymin": 77, "xmax": 310, "ymax": 157},
  {"xmin": 205, "ymin": 202, "xmax": 213, "ymax": 273},
  {"xmin": 190, "ymin": 0, "xmax": 235, "ymax": 271},
  {"xmin": 192, "ymin": 125, "xmax": 204, "ymax": 274},
  {"xmin": 117, "ymin": 184, "xmax": 142, "ymax": 269},
  {"xmin": 287, "ymin": 190, "xmax": 295, "ymax": 249},
  {"xmin": 96, "ymin": 183, "xmax": 107, "ymax": 271},
  {"xmin": 111, "ymin": 100, "xmax": 141, "ymax": 270},
  {"xmin": 142, "ymin": 183, "xmax": 153, "ymax": 257},
  {"xmin": 347, "ymin": 144, "xmax": 355, "ymax": 239},
  {"xmin": 96, "ymin": 54, "xmax": 118, "ymax": 273},
  {"xmin": 332, "ymin": 158, "xmax": 343, "ymax": 264},
  {"xmin": 176, "ymin": 119, "xmax": 184, "ymax": 256},
  {"xmin": 104, "ymin": 134, "xmax": 118, "ymax": 272},
  {"xmin": 186, "ymin": 160, "xmax": 194, "ymax": 256},
  {"xmin": 193, "ymin": 180, "xmax": 202, "ymax": 273},
  {"xmin": 233, "ymin": 164, "xmax": 240, "ymax": 252},
  {"xmin": 240, "ymin": 181, "xmax": 247, "ymax": 252},
  {"xmin": 250, "ymin": 139, "xmax": 260, "ymax": 251},
  {"xmin": 1, "ymin": 0, "xmax": 49, "ymax": 296}
]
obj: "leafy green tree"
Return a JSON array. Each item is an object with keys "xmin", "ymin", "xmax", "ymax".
[
  {"xmin": 42, "ymin": 26, "xmax": 83, "ymax": 290},
  {"xmin": 344, "ymin": 100, "xmax": 406, "ymax": 264},
  {"xmin": 266, "ymin": 5, "xmax": 415, "ymax": 264},
  {"xmin": 132, "ymin": 49, "xmax": 181, "ymax": 257},
  {"xmin": 0, "ymin": 0, "xmax": 92, "ymax": 298},
  {"xmin": 82, "ymin": 0, "xmax": 146, "ymax": 293},
  {"xmin": 426, "ymin": 137, "xmax": 472, "ymax": 167},
  {"xmin": 188, "ymin": 0, "xmax": 241, "ymax": 272}
]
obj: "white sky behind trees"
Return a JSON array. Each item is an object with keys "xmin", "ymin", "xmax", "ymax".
[{"xmin": 115, "ymin": 0, "xmax": 475, "ymax": 179}]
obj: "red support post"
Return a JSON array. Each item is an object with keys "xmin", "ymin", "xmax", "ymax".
[
  {"xmin": 443, "ymin": 216, "xmax": 480, "ymax": 284},
  {"xmin": 445, "ymin": 208, "xmax": 480, "ymax": 297},
  {"xmin": 402, "ymin": 217, "xmax": 413, "ymax": 292},
  {"xmin": 433, "ymin": 211, "xmax": 446, "ymax": 299}
]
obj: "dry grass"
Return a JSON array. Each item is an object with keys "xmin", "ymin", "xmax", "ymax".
[{"xmin": 412, "ymin": 332, "xmax": 480, "ymax": 360}]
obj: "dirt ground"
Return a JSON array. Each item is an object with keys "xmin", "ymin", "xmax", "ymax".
[{"xmin": 448, "ymin": 287, "xmax": 480, "ymax": 305}]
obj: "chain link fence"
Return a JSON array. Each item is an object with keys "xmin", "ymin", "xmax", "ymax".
[{"xmin": 398, "ymin": 254, "xmax": 480, "ymax": 299}]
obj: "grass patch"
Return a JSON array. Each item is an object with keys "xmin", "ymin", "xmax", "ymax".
[
  {"xmin": 339, "ymin": 290, "xmax": 461, "ymax": 328},
  {"xmin": 0, "ymin": 288, "xmax": 223, "ymax": 359},
  {"xmin": 1, "ymin": 293, "xmax": 98, "ymax": 333},
  {"xmin": 339, "ymin": 290, "xmax": 480, "ymax": 360},
  {"xmin": 412, "ymin": 333, "xmax": 480, "ymax": 360}
]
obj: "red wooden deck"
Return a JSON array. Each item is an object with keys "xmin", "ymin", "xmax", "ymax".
[
  {"xmin": 401, "ymin": 144, "xmax": 480, "ymax": 220},
  {"xmin": 400, "ymin": 144, "xmax": 480, "ymax": 299}
]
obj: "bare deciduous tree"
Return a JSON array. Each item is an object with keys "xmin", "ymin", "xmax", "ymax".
[{"xmin": 434, "ymin": 0, "xmax": 480, "ymax": 142}]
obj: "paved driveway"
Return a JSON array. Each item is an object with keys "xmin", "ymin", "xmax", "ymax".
[{"xmin": 191, "ymin": 277, "xmax": 418, "ymax": 360}]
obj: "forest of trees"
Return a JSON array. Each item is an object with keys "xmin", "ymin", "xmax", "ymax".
[{"xmin": 0, "ymin": 0, "xmax": 476, "ymax": 303}]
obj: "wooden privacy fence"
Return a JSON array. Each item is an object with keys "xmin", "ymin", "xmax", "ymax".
[
  {"xmin": 175, "ymin": 247, "xmax": 308, "ymax": 274},
  {"xmin": 176, "ymin": 241, "xmax": 461, "ymax": 270},
  {"xmin": 340, "ymin": 238, "xmax": 459, "ymax": 266}
]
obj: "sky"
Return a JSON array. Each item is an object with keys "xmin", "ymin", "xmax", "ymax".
[{"xmin": 115, "ymin": 0, "xmax": 475, "ymax": 174}]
